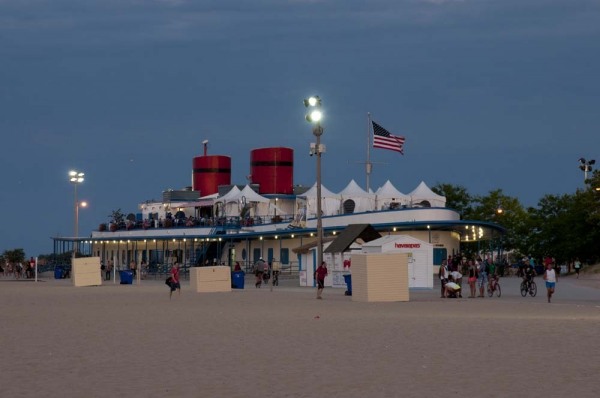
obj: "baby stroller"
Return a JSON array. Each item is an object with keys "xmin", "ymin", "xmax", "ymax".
[{"xmin": 262, "ymin": 269, "xmax": 270, "ymax": 285}]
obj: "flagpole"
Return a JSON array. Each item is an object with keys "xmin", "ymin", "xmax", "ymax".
[{"xmin": 366, "ymin": 113, "xmax": 372, "ymax": 192}]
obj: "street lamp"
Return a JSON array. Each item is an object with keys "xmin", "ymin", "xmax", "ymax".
[
  {"xmin": 578, "ymin": 157, "xmax": 595, "ymax": 183},
  {"xmin": 69, "ymin": 170, "xmax": 85, "ymax": 257},
  {"xmin": 305, "ymin": 95, "xmax": 326, "ymax": 272}
]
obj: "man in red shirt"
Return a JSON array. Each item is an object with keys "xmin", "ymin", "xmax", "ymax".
[
  {"xmin": 168, "ymin": 263, "xmax": 181, "ymax": 299},
  {"xmin": 315, "ymin": 261, "xmax": 328, "ymax": 300}
]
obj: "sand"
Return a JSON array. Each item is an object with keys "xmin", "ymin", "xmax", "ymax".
[{"xmin": 1, "ymin": 273, "xmax": 599, "ymax": 398}]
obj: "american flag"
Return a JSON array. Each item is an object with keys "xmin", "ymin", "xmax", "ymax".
[{"xmin": 372, "ymin": 121, "xmax": 405, "ymax": 154}]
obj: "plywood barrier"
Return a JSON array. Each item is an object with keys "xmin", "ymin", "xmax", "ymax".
[
  {"xmin": 351, "ymin": 253, "xmax": 409, "ymax": 302},
  {"xmin": 72, "ymin": 257, "xmax": 103, "ymax": 287},
  {"xmin": 190, "ymin": 266, "xmax": 231, "ymax": 293}
]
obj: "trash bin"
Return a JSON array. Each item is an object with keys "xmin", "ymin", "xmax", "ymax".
[
  {"xmin": 54, "ymin": 266, "xmax": 64, "ymax": 279},
  {"xmin": 232, "ymin": 271, "xmax": 245, "ymax": 289},
  {"xmin": 119, "ymin": 270, "xmax": 133, "ymax": 284},
  {"xmin": 343, "ymin": 274, "xmax": 352, "ymax": 296}
]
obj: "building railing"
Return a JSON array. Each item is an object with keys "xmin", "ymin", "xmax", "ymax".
[{"xmin": 98, "ymin": 214, "xmax": 295, "ymax": 232}]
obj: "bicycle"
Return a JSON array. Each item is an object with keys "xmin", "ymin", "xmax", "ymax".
[
  {"xmin": 487, "ymin": 275, "xmax": 501, "ymax": 297},
  {"xmin": 520, "ymin": 278, "xmax": 537, "ymax": 297}
]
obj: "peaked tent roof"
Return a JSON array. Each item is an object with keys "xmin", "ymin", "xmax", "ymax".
[
  {"xmin": 338, "ymin": 179, "xmax": 373, "ymax": 197},
  {"xmin": 408, "ymin": 181, "xmax": 446, "ymax": 202},
  {"xmin": 375, "ymin": 180, "xmax": 409, "ymax": 199},
  {"xmin": 215, "ymin": 186, "xmax": 242, "ymax": 203},
  {"xmin": 324, "ymin": 224, "xmax": 382, "ymax": 253},
  {"xmin": 298, "ymin": 182, "xmax": 339, "ymax": 198},
  {"xmin": 239, "ymin": 185, "xmax": 270, "ymax": 203}
]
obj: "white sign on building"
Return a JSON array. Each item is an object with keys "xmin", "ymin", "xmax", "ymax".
[{"xmin": 360, "ymin": 235, "xmax": 433, "ymax": 289}]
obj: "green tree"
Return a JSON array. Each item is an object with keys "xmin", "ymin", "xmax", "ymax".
[
  {"xmin": 3, "ymin": 248, "xmax": 26, "ymax": 265},
  {"xmin": 466, "ymin": 190, "xmax": 529, "ymax": 254},
  {"xmin": 431, "ymin": 183, "xmax": 473, "ymax": 217}
]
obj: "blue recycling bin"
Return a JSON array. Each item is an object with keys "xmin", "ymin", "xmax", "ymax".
[
  {"xmin": 54, "ymin": 266, "xmax": 64, "ymax": 279},
  {"xmin": 232, "ymin": 271, "xmax": 245, "ymax": 289},
  {"xmin": 119, "ymin": 270, "xmax": 133, "ymax": 284},
  {"xmin": 343, "ymin": 274, "xmax": 352, "ymax": 296}
]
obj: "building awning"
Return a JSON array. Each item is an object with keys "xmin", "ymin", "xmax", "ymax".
[
  {"xmin": 292, "ymin": 237, "xmax": 336, "ymax": 254},
  {"xmin": 324, "ymin": 224, "xmax": 381, "ymax": 254}
]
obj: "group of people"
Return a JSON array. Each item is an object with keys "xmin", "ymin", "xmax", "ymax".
[
  {"xmin": 439, "ymin": 254, "xmax": 559, "ymax": 303},
  {"xmin": 1, "ymin": 258, "xmax": 37, "ymax": 279},
  {"xmin": 439, "ymin": 255, "xmax": 510, "ymax": 299},
  {"xmin": 253, "ymin": 258, "xmax": 282, "ymax": 288}
]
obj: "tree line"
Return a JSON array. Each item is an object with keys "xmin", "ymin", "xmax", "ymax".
[{"xmin": 432, "ymin": 170, "xmax": 600, "ymax": 265}]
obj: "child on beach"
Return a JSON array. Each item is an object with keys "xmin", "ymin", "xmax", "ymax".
[{"xmin": 544, "ymin": 261, "xmax": 556, "ymax": 303}]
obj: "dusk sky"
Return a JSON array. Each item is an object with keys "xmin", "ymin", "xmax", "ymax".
[{"xmin": 1, "ymin": 0, "xmax": 599, "ymax": 257}]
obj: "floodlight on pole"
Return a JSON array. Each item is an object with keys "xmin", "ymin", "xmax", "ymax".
[
  {"xmin": 579, "ymin": 157, "xmax": 595, "ymax": 183},
  {"xmin": 304, "ymin": 95, "xmax": 325, "ymax": 274},
  {"xmin": 69, "ymin": 170, "xmax": 85, "ymax": 258}
]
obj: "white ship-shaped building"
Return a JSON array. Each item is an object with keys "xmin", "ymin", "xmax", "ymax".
[{"xmin": 53, "ymin": 145, "xmax": 504, "ymax": 285}]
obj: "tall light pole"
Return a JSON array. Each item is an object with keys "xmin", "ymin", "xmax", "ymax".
[
  {"xmin": 304, "ymin": 96, "xmax": 325, "ymax": 271},
  {"xmin": 578, "ymin": 157, "xmax": 595, "ymax": 183},
  {"xmin": 69, "ymin": 170, "xmax": 85, "ymax": 258}
]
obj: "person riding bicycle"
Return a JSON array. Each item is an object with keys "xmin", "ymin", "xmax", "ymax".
[{"xmin": 523, "ymin": 263, "xmax": 536, "ymax": 289}]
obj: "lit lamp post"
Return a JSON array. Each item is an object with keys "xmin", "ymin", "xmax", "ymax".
[
  {"xmin": 304, "ymin": 96, "xmax": 325, "ymax": 272},
  {"xmin": 578, "ymin": 157, "xmax": 595, "ymax": 183},
  {"xmin": 69, "ymin": 170, "xmax": 85, "ymax": 257}
]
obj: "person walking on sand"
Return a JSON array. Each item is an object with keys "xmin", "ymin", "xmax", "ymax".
[
  {"xmin": 574, "ymin": 257, "xmax": 582, "ymax": 278},
  {"xmin": 254, "ymin": 257, "xmax": 266, "ymax": 288},
  {"xmin": 438, "ymin": 259, "xmax": 449, "ymax": 298},
  {"xmin": 315, "ymin": 261, "xmax": 328, "ymax": 299},
  {"xmin": 467, "ymin": 259, "xmax": 478, "ymax": 298},
  {"xmin": 544, "ymin": 260, "xmax": 557, "ymax": 303},
  {"xmin": 105, "ymin": 259, "xmax": 113, "ymax": 281},
  {"xmin": 130, "ymin": 260, "xmax": 137, "ymax": 279},
  {"xmin": 477, "ymin": 257, "xmax": 488, "ymax": 298},
  {"xmin": 168, "ymin": 263, "xmax": 181, "ymax": 299}
]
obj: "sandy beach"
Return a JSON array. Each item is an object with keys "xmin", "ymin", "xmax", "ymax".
[{"xmin": 1, "ymin": 273, "xmax": 599, "ymax": 398}]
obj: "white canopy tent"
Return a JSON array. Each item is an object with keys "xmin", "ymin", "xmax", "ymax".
[
  {"xmin": 238, "ymin": 185, "xmax": 271, "ymax": 217},
  {"xmin": 338, "ymin": 179, "xmax": 376, "ymax": 213},
  {"xmin": 407, "ymin": 181, "xmax": 446, "ymax": 208},
  {"xmin": 298, "ymin": 183, "xmax": 341, "ymax": 217},
  {"xmin": 214, "ymin": 186, "xmax": 242, "ymax": 217},
  {"xmin": 375, "ymin": 180, "xmax": 410, "ymax": 210}
]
